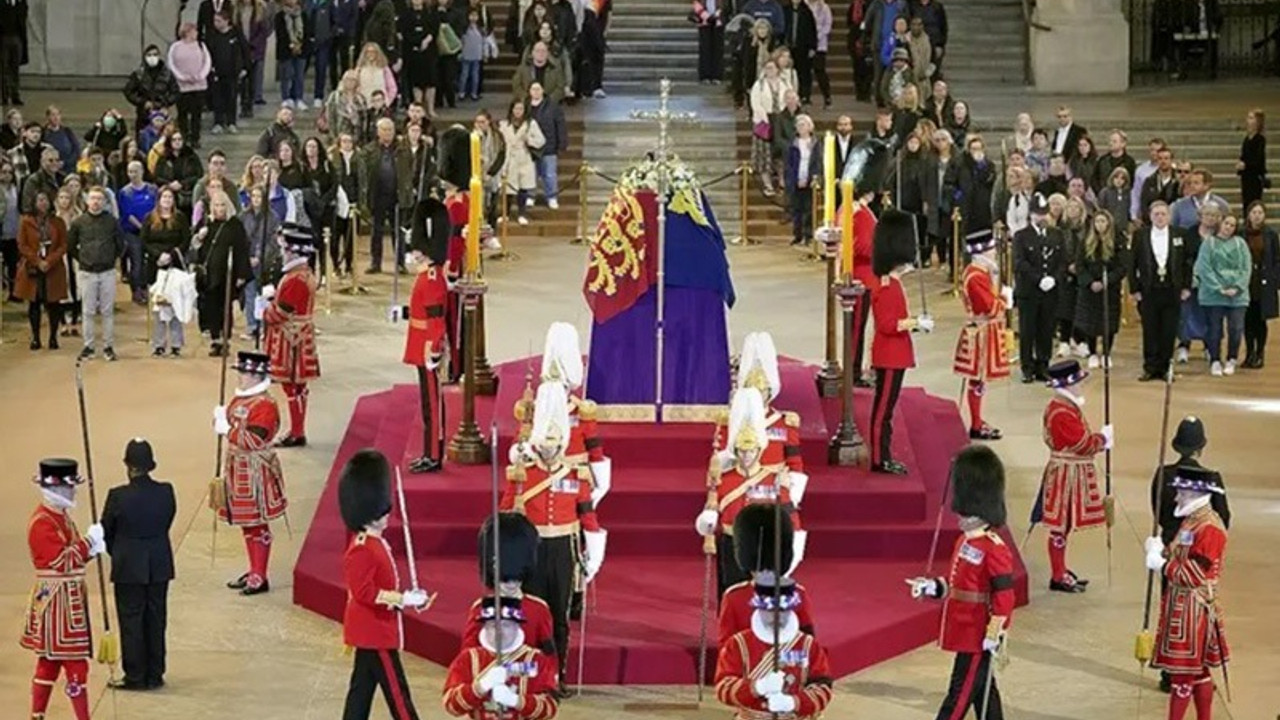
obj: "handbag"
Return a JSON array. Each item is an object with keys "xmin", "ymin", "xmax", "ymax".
[
  {"xmin": 753, "ymin": 121, "xmax": 772, "ymax": 141},
  {"xmin": 438, "ymin": 24, "xmax": 463, "ymax": 56}
]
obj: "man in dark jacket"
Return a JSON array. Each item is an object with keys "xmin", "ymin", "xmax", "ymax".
[
  {"xmin": 782, "ymin": 0, "xmax": 818, "ymax": 104},
  {"xmin": 908, "ymin": 0, "xmax": 946, "ymax": 79},
  {"xmin": 1129, "ymin": 201, "xmax": 1194, "ymax": 381},
  {"xmin": 331, "ymin": 0, "xmax": 361, "ymax": 83},
  {"xmin": 68, "ymin": 188, "xmax": 125, "ymax": 361},
  {"xmin": 528, "ymin": 82, "xmax": 568, "ymax": 210},
  {"xmin": 197, "ymin": 0, "xmax": 234, "ymax": 42},
  {"xmin": 358, "ymin": 118, "xmax": 410, "ymax": 273},
  {"xmin": 124, "ymin": 46, "xmax": 180, "ymax": 142},
  {"xmin": 102, "ymin": 439, "xmax": 176, "ymax": 691},
  {"xmin": 740, "ymin": 0, "xmax": 785, "ymax": 36},
  {"xmin": 0, "ymin": 0, "xmax": 28, "ymax": 106},
  {"xmin": 207, "ymin": 12, "xmax": 251, "ymax": 134},
  {"xmin": 255, "ymin": 107, "xmax": 301, "ymax": 158},
  {"xmin": 1013, "ymin": 193, "xmax": 1066, "ymax": 382}
]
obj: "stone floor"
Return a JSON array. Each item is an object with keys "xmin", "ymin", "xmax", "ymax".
[{"xmin": 1, "ymin": 83, "xmax": 1279, "ymax": 719}]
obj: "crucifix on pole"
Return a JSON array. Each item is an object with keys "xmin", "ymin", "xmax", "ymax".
[{"xmin": 629, "ymin": 78, "xmax": 699, "ymax": 422}]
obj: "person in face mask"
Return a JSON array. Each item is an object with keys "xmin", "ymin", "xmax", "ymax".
[
  {"xmin": 85, "ymin": 110, "xmax": 129, "ymax": 154},
  {"xmin": 123, "ymin": 45, "xmax": 180, "ymax": 147}
]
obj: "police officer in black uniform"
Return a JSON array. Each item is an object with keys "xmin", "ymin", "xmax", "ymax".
[{"xmin": 1012, "ymin": 193, "xmax": 1066, "ymax": 383}]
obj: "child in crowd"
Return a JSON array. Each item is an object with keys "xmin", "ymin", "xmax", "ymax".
[
  {"xmin": 459, "ymin": 10, "xmax": 486, "ymax": 102},
  {"xmin": 140, "ymin": 111, "xmax": 169, "ymax": 156},
  {"xmin": 149, "ymin": 251, "xmax": 196, "ymax": 357},
  {"xmin": 1026, "ymin": 128, "xmax": 1051, "ymax": 182}
]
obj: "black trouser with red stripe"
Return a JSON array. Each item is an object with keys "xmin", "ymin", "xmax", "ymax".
[
  {"xmin": 935, "ymin": 651, "xmax": 1002, "ymax": 720},
  {"xmin": 870, "ymin": 368, "xmax": 906, "ymax": 466},
  {"xmin": 416, "ymin": 365, "xmax": 444, "ymax": 462},
  {"xmin": 524, "ymin": 534, "xmax": 576, "ymax": 683},
  {"xmin": 342, "ymin": 648, "xmax": 420, "ymax": 720}
]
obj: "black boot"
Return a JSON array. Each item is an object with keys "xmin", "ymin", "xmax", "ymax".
[{"xmin": 1257, "ymin": 348, "xmax": 1266, "ymax": 368}]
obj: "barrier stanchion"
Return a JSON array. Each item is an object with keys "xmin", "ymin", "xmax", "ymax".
[
  {"xmin": 572, "ymin": 163, "xmax": 589, "ymax": 245},
  {"xmin": 323, "ymin": 226, "xmax": 334, "ymax": 315},
  {"xmin": 950, "ymin": 207, "xmax": 963, "ymax": 296},
  {"xmin": 730, "ymin": 162, "xmax": 754, "ymax": 245}
]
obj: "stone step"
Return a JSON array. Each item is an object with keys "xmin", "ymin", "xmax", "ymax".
[
  {"xmin": 606, "ymin": 52, "xmax": 700, "ymax": 68},
  {"xmin": 609, "ymin": 14, "xmax": 694, "ymax": 29}
]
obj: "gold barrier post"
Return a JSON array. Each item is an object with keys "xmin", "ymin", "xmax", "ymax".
[
  {"xmin": 491, "ymin": 173, "xmax": 520, "ymax": 261},
  {"xmin": 801, "ymin": 182, "xmax": 823, "ymax": 262},
  {"xmin": 323, "ymin": 226, "xmax": 333, "ymax": 315},
  {"xmin": 572, "ymin": 163, "xmax": 588, "ymax": 245},
  {"xmin": 950, "ymin": 207, "xmax": 962, "ymax": 296},
  {"xmin": 731, "ymin": 162, "xmax": 754, "ymax": 245},
  {"xmin": 340, "ymin": 212, "xmax": 370, "ymax": 295}
]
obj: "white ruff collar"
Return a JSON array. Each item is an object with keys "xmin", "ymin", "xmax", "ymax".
[
  {"xmin": 751, "ymin": 610, "xmax": 799, "ymax": 645},
  {"xmin": 236, "ymin": 379, "xmax": 271, "ymax": 397},
  {"xmin": 1174, "ymin": 493, "xmax": 1211, "ymax": 518},
  {"xmin": 282, "ymin": 256, "xmax": 309, "ymax": 273}
]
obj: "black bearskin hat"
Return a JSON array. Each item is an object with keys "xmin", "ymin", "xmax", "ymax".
[
  {"xmin": 437, "ymin": 125, "xmax": 472, "ymax": 190},
  {"xmin": 841, "ymin": 135, "xmax": 894, "ymax": 195},
  {"xmin": 733, "ymin": 503, "xmax": 795, "ymax": 575},
  {"xmin": 477, "ymin": 512, "xmax": 541, "ymax": 588},
  {"xmin": 872, "ymin": 207, "xmax": 918, "ymax": 276},
  {"xmin": 338, "ymin": 449, "xmax": 393, "ymax": 532},
  {"xmin": 410, "ymin": 196, "xmax": 451, "ymax": 265},
  {"xmin": 950, "ymin": 445, "xmax": 1007, "ymax": 527}
]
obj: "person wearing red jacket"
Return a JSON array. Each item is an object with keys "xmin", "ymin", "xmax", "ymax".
[
  {"xmin": 715, "ymin": 331, "xmax": 807, "ymax": 478},
  {"xmin": 697, "ymin": 388, "xmax": 806, "ymax": 596},
  {"xmin": 908, "ymin": 445, "xmax": 1015, "ymax": 720},
  {"xmin": 460, "ymin": 513, "xmax": 557, "ymax": 658},
  {"xmin": 869, "ymin": 208, "xmax": 934, "ymax": 475},
  {"xmin": 501, "ymin": 383, "xmax": 607, "ymax": 691},
  {"xmin": 403, "ymin": 196, "xmax": 452, "ymax": 474},
  {"xmin": 1144, "ymin": 466, "xmax": 1230, "ymax": 720},
  {"xmin": 338, "ymin": 449, "xmax": 433, "ymax": 720},
  {"xmin": 714, "ymin": 504, "xmax": 833, "ymax": 720},
  {"xmin": 717, "ymin": 503, "xmax": 817, "ymax": 645},
  {"xmin": 1037, "ymin": 359, "xmax": 1112, "ymax": 593},
  {"xmin": 846, "ymin": 193, "xmax": 879, "ymax": 387},
  {"xmin": 953, "ymin": 234, "xmax": 1012, "ymax": 440},
  {"xmin": 213, "ymin": 351, "xmax": 287, "ymax": 595},
  {"xmin": 443, "ymin": 596, "xmax": 561, "ymax": 719},
  {"xmin": 262, "ymin": 222, "xmax": 321, "ymax": 447},
  {"xmin": 21, "ymin": 458, "xmax": 105, "ymax": 720}
]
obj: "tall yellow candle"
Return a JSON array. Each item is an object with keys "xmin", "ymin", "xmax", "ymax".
[
  {"xmin": 470, "ymin": 131, "xmax": 482, "ymax": 180},
  {"xmin": 467, "ymin": 177, "xmax": 482, "ymax": 276},
  {"xmin": 822, "ymin": 132, "xmax": 836, "ymax": 226},
  {"xmin": 840, "ymin": 180, "xmax": 854, "ymax": 278}
]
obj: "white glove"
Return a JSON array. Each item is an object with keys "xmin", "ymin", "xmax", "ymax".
[
  {"xmin": 1039, "ymin": 275, "xmax": 1057, "ymax": 292},
  {"xmin": 1146, "ymin": 547, "xmax": 1167, "ymax": 571},
  {"xmin": 85, "ymin": 523, "xmax": 106, "ymax": 556},
  {"xmin": 753, "ymin": 670, "xmax": 786, "ymax": 697},
  {"xmin": 982, "ymin": 636, "xmax": 1002, "ymax": 653},
  {"xmin": 589, "ymin": 457, "xmax": 612, "ymax": 507},
  {"xmin": 916, "ymin": 314, "xmax": 935, "ymax": 333},
  {"xmin": 1000, "ymin": 286, "xmax": 1014, "ymax": 308},
  {"xmin": 788, "ymin": 471, "xmax": 809, "ymax": 508},
  {"xmin": 905, "ymin": 576, "xmax": 940, "ymax": 599},
  {"xmin": 1101, "ymin": 424, "xmax": 1114, "ymax": 450},
  {"xmin": 583, "ymin": 529, "xmax": 607, "ymax": 583},
  {"xmin": 491, "ymin": 684, "xmax": 520, "ymax": 709},
  {"xmin": 695, "ymin": 509, "xmax": 719, "ymax": 537},
  {"xmin": 477, "ymin": 665, "xmax": 509, "ymax": 694},
  {"xmin": 787, "ymin": 530, "xmax": 808, "ymax": 577},
  {"xmin": 260, "ymin": 284, "xmax": 276, "ymax": 300},
  {"xmin": 1144, "ymin": 536, "xmax": 1164, "ymax": 556},
  {"xmin": 213, "ymin": 405, "xmax": 231, "ymax": 435},
  {"xmin": 402, "ymin": 588, "xmax": 430, "ymax": 609},
  {"xmin": 253, "ymin": 295, "xmax": 269, "ymax": 321},
  {"xmin": 766, "ymin": 693, "xmax": 797, "ymax": 713}
]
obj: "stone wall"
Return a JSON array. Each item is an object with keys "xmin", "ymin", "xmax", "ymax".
[{"xmin": 24, "ymin": 0, "xmax": 198, "ymax": 77}]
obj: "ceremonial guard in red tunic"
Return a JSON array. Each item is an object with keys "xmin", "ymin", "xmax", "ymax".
[
  {"xmin": 697, "ymin": 388, "xmax": 805, "ymax": 597},
  {"xmin": 22, "ymin": 459, "xmax": 104, "ymax": 720},
  {"xmin": 714, "ymin": 503, "xmax": 833, "ymax": 720},
  {"xmin": 437, "ymin": 128, "xmax": 472, "ymax": 383},
  {"xmin": 404, "ymin": 196, "xmax": 452, "ymax": 474},
  {"xmin": 262, "ymin": 222, "xmax": 321, "ymax": 448},
  {"xmin": 213, "ymin": 351, "xmax": 287, "ymax": 595},
  {"xmin": 715, "ymin": 332, "xmax": 807, "ymax": 481},
  {"xmin": 461, "ymin": 513, "xmax": 557, "ymax": 656},
  {"xmin": 869, "ymin": 208, "xmax": 933, "ymax": 475},
  {"xmin": 717, "ymin": 504, "xmax": 817, "ymax": 646},
  {"xmin": 443, "ymin": 596, "xmax": 561, "ymax": 719},
  {"xmin": 338, "ymin": 449, "xmax": 432, "ymax": 720},
  {"xmin": 953, "ymin": 232, "xmax": 1012, "ymax": 440},
  {"xmin": 502, "ymin": 384, "xmax": 607, "ymax": 690},
  {"xmin": 847, "ymin": 190, "xmax": 880, "ymax": 388},
  {"xmin": 907, "ymin": 445, "xmax": 1016, "ymax": 720},
  {"xmin": 1036, "ymin": 359, "xmax": 1112, "ymax": 593},
  {"xmin": 1145, "ymin": 466, "xmax": 1230, "ymax": 720}
]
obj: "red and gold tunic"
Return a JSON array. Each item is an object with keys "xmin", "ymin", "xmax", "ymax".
[
  {"xmin": 501, "ymin": 462, "xmax": 601, "ymax": 538},
  {"xmin": 870, "ymin": 275, "xmax": 915, "ymax": 370},
  {"xmin": 20, "ymin": 505, "xmax": 93, "ymax": 660},
  {"xmin": 403, "ymin": 264, "xmax": 449, "ymax": 367},
  {"xmin": 565, "ymin": 394, "xmax": 604, "ymax": 467},
  {"xmin": 218, "ymin": 390, "xmax": 287, "ymax": 526},
  {"xmin": 716, "ymin": 464, "xmax": 802, "ymax": 535},
  {"xmin": 937, "ymin": 529, "xmax": 1015, "ymax": 654},
  {"xmin": 714, "ymin": 629, "xmax": 833, "ymax": 719},
  {"xmin": 263, "ymin": 261, "xmax": 321, "ymax": 383},
  {"xmin": 718, "ymin": 581, "xmax": 817, "ymax": 647},
  {"xmin": 1153, "ymin": 507, "xmax": 1229, "ymax": 673},
  {"xmin": 713, "ymin": 407, "xmax": 804, "ymax": 473},
  {"xmin": 1038, "ymin": 395, "xmax": 1107, "ymax": 533},
  {"xmin": 444, "ymin": 193, "xmax": 469, "ymax": 370},
  {"xmin": 461, "ymin": 595, "xmax": 556, "ymax": 655},
  {"xmin": 442, "ymin": 644, "xmax": 560, "ymax": 719},
  {"xmin": 953, "ymin": 262, "xmax": 1011, "ymax": 381},
  {"xmin": 343, "ymin": 531, "xmax": 407, "ymax": 650}
]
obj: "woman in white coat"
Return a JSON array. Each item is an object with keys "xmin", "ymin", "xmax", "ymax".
[{"xmin": 499, "ymin": 99, "xmax": 546, "ymax": 225}]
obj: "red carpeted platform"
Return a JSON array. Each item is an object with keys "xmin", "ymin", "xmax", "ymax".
[{"xmin": 293, "ymin": 357, "xmax": 1029, "ymax": 684}]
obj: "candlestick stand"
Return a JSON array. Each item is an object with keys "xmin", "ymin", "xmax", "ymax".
[
  {"xmin": 828, "ymin": 278, "xmax": 867, "ymax": 467},
  {"xmin": 813, "ymin": 225, "xmax": 842, "ymax": 397},
  {"xmin": 448, "ymin": 276, "xmax": 490, "ymax": 465}
]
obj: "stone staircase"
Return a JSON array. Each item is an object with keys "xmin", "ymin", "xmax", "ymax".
[
  {"xmin": 603, "ymin": 0, "xmax": 702, "ymax": 93},
  {"xmin": 942, "ymin": 0, "xmax": 1027, "ymax": 88}
]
